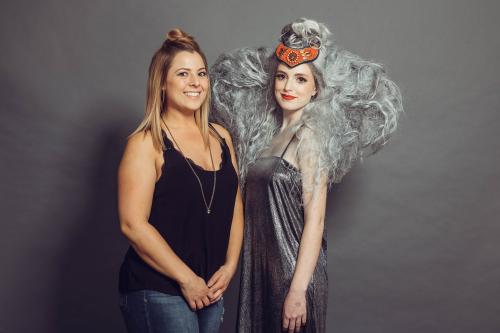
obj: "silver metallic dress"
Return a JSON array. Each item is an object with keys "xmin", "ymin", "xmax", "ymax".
[{"xmin": 237, "ymin": 145, "xmax": 328, "ymax": 333}]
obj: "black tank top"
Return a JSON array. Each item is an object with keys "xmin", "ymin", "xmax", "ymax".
[{"xmin": 119, "ymin": 125, "xmax": 238, "ymax": 295}]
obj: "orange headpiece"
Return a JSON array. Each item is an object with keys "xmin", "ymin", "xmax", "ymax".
[{"xmin": 275, "ymin": 41, "xmax": 320, "ymax": 68}]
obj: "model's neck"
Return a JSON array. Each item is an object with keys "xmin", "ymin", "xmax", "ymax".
[{"xmin": 280, "ymin": 107, "xmax": 304, "ymax": 132}]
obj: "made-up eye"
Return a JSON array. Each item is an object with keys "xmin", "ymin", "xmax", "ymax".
[{"xmin": 275, "ymin": 73, "xmax": 286, "ymax": 80}]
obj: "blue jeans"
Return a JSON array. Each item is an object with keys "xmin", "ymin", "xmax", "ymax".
[{"xmin": 119, "ymin": 290, "xmax": 224, "ymax": 333}]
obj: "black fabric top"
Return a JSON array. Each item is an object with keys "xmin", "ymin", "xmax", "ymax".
[{"xmin": 119, "ymin": 126, "xmax": 238, "ymax": 296}]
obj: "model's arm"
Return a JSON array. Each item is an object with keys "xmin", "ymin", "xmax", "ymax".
[
  {"xmin": 118, "ymin": 132, "xmax": 212, "ymax": 310},
  {"xmin": 283, "ymin": 133, "xmax": 328, "ymax": 333},
  {"xmin": 207, "ymin": 124, "xmax": 244, "ymax": 302}
]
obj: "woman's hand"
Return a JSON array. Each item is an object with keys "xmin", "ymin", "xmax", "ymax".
[
  {"xmin": 179, "ymin": 274, "xmax": 212, "ymax": 311},
  {"xmin": 282, "ymin": 289, "xmax": 307, "ymax": 332},
  {"xmin": 207, "ymin": 265, "xmax": 234, "ymax": 303}
]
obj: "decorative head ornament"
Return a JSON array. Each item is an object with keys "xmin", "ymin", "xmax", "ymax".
[
  {"xmin": 275, "ymin": 40, "xmax": 320, "ymax": 68},
  {"xmin": 274, "ymin": 21, "xmax": 325, "ymax": 68}
]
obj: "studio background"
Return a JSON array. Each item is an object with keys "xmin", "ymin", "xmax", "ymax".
[{"xmin": 1, "ymin": 0, "xmax": 499, "ymax": 332}]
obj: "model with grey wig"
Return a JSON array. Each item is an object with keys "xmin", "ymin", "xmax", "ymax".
[{"xmin": 211, "ymin": 18, "xmax": 403, "ymax": 189}]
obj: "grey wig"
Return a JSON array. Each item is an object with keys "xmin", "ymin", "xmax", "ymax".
[{"xmin": 211, "ymin": 18, "xmax": 403, "ymax": 189}]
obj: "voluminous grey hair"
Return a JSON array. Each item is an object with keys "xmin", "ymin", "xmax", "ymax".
[{"xmin": 211, "ymin": 18, "xmax": 403, "ymax": 189}]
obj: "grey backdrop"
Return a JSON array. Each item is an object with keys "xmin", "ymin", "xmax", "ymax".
[{"xmin": 1, "ymin": 0, "xmax": 499, "ymax": 332}]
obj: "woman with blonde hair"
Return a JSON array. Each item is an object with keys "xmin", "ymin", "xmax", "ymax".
[{"xmin": 118, "ymin": 29, "xmax": 243, "ymax": 333}]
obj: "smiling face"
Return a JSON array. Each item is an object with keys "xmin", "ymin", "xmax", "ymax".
[
  {"xmin": 165, "ymin": 50, "xmax": 209, "ymax": 113},
  {"xmin": 274, "ymin": 62, "xmax": 317, "ymax": 113}
]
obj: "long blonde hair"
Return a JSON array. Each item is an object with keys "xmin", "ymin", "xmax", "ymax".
[{"xmin": 131, "ymin": 28, "xmax": 212, "ymax": 151}]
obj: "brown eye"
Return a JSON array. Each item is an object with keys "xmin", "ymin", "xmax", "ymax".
[
  {"xmin": 275, "ymin": 73, "xmax": 286, "ymax": 80},
  {"xmin": 297, "ymin": 77, "xmax": 307, "ymax": 83},
  {"xmin": 199, "ymin": 71, "xmax": 207, "ymax": 77},
  {"xmin": 177, "ymin": 71, "xmax": 188, "ymax": 77}
]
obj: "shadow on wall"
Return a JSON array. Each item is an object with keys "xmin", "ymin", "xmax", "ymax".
[
  {"xmin": 326, "ymin": 165, "xmax": 365, "ymax": 241},
  {"xmin": 53, "ymin": 102, "xmax": 136, "ymax": 332}
]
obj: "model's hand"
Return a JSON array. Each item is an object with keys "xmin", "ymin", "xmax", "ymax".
[
  {"xmin": 179, "ymin": 274, "xmax": 212, "ymax": 311},
  {"xmin": 207, "ymin": 265, "xmax": 234, "ymax": 303},
  {"xmin": 282, "ymin": 289, "xmax": 307, "ymax": 332}
]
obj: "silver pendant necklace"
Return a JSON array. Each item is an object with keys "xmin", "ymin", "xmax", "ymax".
[{"xmin": 162, "ymin": 119, "xmax": 216, "ymax": 215}]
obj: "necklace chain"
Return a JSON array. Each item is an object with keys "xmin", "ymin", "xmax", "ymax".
[{"xmin": 162, "ymin": 119, "xmax": 216, "ymax": 214}]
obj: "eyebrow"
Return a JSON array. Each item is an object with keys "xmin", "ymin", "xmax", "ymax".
[
  {"xmin": 175, "ymin": 67, "xmax": 207, "ymax": 72},
  {"xmin": 276, "ymin": 70, "xmax": 310, "ymax": 77}
]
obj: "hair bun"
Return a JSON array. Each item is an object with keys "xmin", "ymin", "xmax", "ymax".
[
  {"xmin": 281, "ymin": 18, "xmax": 332, "ymax": 49},
  {"xmin": 166, "ymin": 28, "xmax": 194, "ymax": 44}
]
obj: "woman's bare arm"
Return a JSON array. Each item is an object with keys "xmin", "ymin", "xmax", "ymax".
[
  {"xmin": 118, "ymin": 132, "xmax": 211, "ymax": 310},
  {"xmin": 283, "ymin": 131, "xmax": 328, "ymax": 332}
]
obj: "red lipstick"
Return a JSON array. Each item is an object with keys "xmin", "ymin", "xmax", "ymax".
[{"xmin": 281, "ymin": 93, "xmax": 297, "ymax": 100}]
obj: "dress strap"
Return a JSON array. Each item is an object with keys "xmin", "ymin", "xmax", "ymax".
[
  {"xmin": 280, "ymin": 135, "xmax": 296, "ymax": 159},
  {"xmin": 161, "ymin": 131, "xmax": 176, "ymax": 150},
  {"xmin": 209, "ymin": 123, "xmax": 230, "ymax": 165},
  {"xmin": 208, "ymin": 123, "xmax": 225, "ymax": 143}
]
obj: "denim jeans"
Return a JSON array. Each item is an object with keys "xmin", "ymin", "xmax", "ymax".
[{"xmin": 119, "ymin": 290, "xmax": 224, "ymax": 333}]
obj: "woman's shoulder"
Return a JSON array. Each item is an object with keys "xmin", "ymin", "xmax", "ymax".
[
  {"xmin": 210, "ymin": 122, "xmax": 233, "ymax": 143},
  {"xmin": 124, "ymin": 130, "xmax": 159, "ymax": 158},
  {"xmin": 128, "ymin": 130, "xmax": 153, "ymax": 146}
]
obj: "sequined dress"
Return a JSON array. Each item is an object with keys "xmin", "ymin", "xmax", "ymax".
[{"xmin": 237, "ymin": 142, "xmax": 328, "ymax": 333}]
